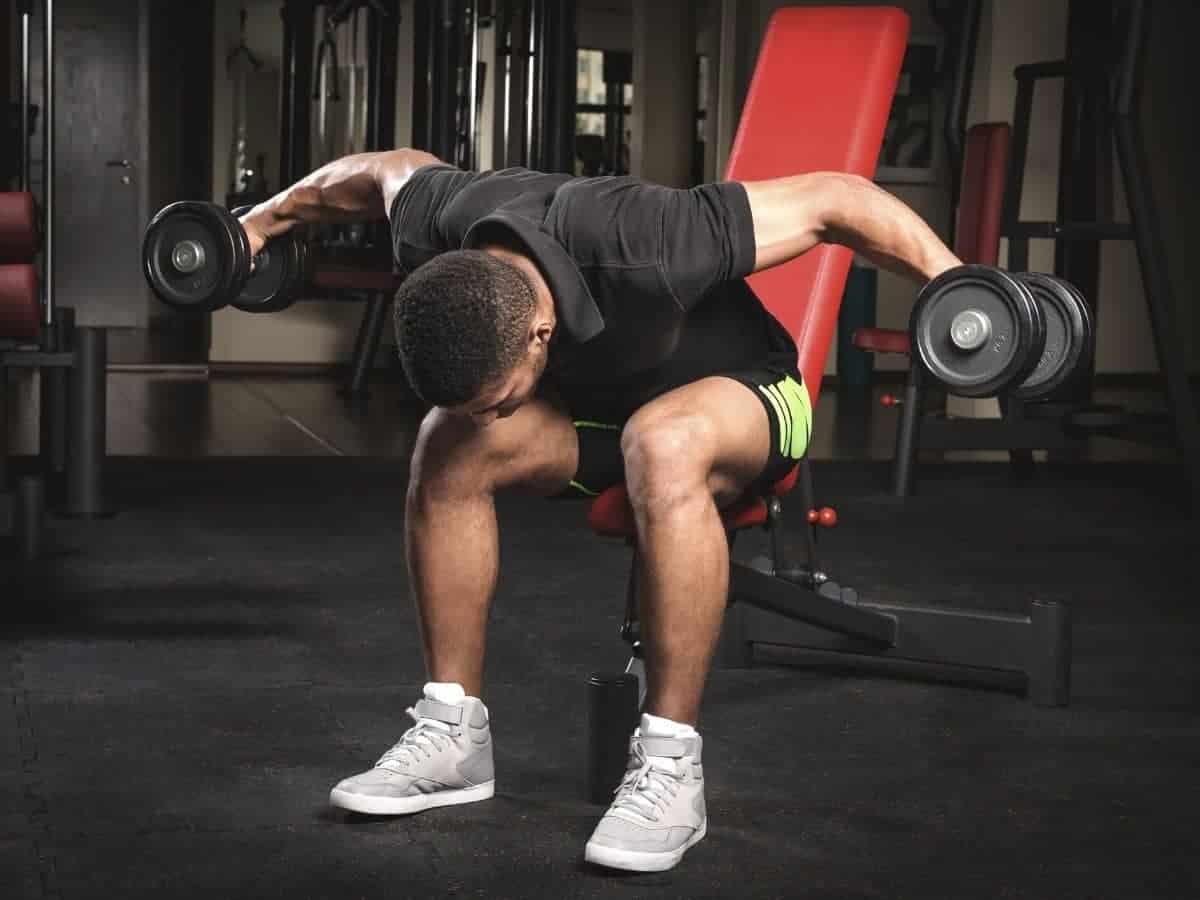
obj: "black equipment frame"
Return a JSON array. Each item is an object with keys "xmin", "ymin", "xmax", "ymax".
[{"xmin": 609, "ymin": 458, "xmax": 1072, "ymax": 713}]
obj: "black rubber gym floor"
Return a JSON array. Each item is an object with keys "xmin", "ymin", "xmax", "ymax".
[{"xmin": 3, "ymin": 458, "xmax": 1198, "ymax": 899}]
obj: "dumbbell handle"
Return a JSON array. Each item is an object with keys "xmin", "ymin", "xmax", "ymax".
[
  {"xmin": 949, "ymin": 309, "xmax": 991, "ymax": 351},
  {"xmin": 170, "ymin": 239, "xmax": 206, "ymax": 274},
  {"xmin": 168, "ymin": 238, "xmax": 271, "ymax": 277}
]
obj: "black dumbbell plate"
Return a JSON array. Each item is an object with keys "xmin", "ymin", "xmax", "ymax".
[
  {"xmin": 142, "ymin": 202, "xmax": 249, "ymax": 312},
  {"xmin": 1013, "ymin": 273, "xmax": 1093, "ymax": 401},
  {"xmin": 229, "ymin": 206, "xmax": 309, "ymax": 314},
  {"xmin": 911, "ymin": 265, "xmax": 1044, "ymax": 398}
]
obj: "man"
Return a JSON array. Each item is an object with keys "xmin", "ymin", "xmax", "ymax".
[{"xmin": 240, "ymin": 149, "xmax": 960, "ymax": 872}]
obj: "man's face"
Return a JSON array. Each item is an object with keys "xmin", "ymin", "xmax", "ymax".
[{"xmin": 450, "ymin": 346, "xmax": 548, "ymax": 426}]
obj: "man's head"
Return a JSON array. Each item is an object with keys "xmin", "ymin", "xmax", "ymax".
[{"xmin": 393, "ymin": 249, "xmax": 554, "ymax": 422}]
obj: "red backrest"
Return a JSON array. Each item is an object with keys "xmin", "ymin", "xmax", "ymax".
[
  {"xmin": 954, "ymin": 122, "xmax": 1011, "ymax": 265},
  {"xmin": 725, "ymin": 7, "xmax": 909, "ymax": 403}
]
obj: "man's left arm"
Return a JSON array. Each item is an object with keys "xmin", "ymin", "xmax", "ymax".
[{"xmin": 741, "ymin": 172, "xmax": 961, "ymax": 282}]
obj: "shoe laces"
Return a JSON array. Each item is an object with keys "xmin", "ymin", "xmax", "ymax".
[
  {"xmin": 612, "ymin": 741, "xmax": 684, "ymax": 822},
  {"xmin": 375, "ymin": 706, "xmax": 459, "ymax": 770}
]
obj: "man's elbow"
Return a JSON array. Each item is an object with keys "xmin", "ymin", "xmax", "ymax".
[
  {"xmin": 374, "ymin": 149, "xmax": 443, "ymax": 215},
  {"xmin": 379, "ymin": 148, "xmax": 442, "ymax": 176},
  {"xmin": 809, "ymin": 171, "xmax": 871, "ymax": 245}
]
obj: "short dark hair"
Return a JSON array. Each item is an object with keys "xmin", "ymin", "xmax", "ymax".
[{"xmin": 393, "ymin": 249, "xmax": 536, "ymax": 407}]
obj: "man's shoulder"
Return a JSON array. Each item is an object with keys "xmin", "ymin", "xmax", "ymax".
[{"xmin": 436, "ymin": 167, "xmax": 577, "ymax": 229}]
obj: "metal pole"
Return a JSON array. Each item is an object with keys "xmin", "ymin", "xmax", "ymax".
[
  {"xmin": 16, "ymin": 474, "xmax": 45, "ymax": 562},
  {"xmin": 524, "ymin": 0, "xmax": 536, "ymax": 167},
  {"xmin": 500, "ymin": 3, "xmax": 511, "ymax": 168},
  {"xmin": 39, "ymin": 305, "xmax": 70, "ymax": 490},
  {"xmin": 20, "ymin": 3, "xmax": 32, "ymax": 191},
  {"xmin": 891, "ymin": 365, "xmax": 925, "ymax": 497},
  {"xmin": 279, "ymin": 2, "xmax": 296, "ymax": 182},
  {"xmin": 43, "ymin": 0, "xmax": 54, "ymax": 325},
  {"xmin": 346, "ymin": 292, "xmax": 390, "ymax": 402},
  {"xmin": 278, "ymin": 0, "xmax": 315, "ymax": 186},
  {"xmin": 466, "ymin": 0, "xmax": 479, "ymax": 169},
  {"xmin": 0, "ymin": 365, "xmax": 8, "ymax": 489},
  {"xmin": 65, "ymin": 326, "xmax": 107, "ymax": 518}
]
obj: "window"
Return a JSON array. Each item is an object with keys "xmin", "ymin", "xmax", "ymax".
[{"xmin": 574, "ymin": 49, "xmax": 631, "ymax": 176}]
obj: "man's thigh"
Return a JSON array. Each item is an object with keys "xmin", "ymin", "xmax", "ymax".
[
  {"xmin": 560, "ymin": 368, "xmax": 812, "ymax": 502},
  {"xmin": 414, "ymin": 388, "xmax": 579, "ymax": 497}
]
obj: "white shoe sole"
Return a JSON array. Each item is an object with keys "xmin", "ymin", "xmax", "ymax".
[
  {"xmin": 584, "ymin": 819, "xmax": 707, "ymax": 873},
  {"xmin": 329, "ymin": 780, "xmax": 495, "ymax": 816}
]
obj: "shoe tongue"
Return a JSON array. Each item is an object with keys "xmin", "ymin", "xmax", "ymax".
[{"xmin": 636, "ymin": 736, "xmax": 689, "ymax": 779}]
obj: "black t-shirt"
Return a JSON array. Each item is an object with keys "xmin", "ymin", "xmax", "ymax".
[{"xmin": 389, "ymin": 164, "xmax": 798, "ymax": 396}]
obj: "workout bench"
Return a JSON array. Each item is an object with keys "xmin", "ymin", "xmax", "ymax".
[{"xmin": 583, "ymin": 7, "xmax": 1071, "ymax": 772}]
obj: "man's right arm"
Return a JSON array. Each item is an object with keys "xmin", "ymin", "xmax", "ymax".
[{"xmin": 239, "ymin": 148, "xmax": 443, "ymax": 256}]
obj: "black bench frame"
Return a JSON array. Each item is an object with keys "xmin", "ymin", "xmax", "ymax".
[{"xmin": 616, "ymin": 458, "xmax": 1072, "ymax": 708}]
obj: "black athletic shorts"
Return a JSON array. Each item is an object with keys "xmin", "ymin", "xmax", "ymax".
[{"xmin": 553, "ymin": 367, "xmax": 813, "ymax": 499}]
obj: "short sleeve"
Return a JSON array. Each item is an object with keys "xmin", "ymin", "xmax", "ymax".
[
  {"xmin": 658, "ymin": 181, "xmax": 758, "ymax": 310},
  {"xmin": 547, "ymin": 176, "xmax": 758, "ymax": 311},
  {"xmin": 389, "ymin": 164, "xmax": 476, "ymax": 270}
]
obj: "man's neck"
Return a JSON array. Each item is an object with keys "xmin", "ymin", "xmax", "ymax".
[{"xmin": 481, "ymin": 244, "xmax": 556, "ymax": 326}]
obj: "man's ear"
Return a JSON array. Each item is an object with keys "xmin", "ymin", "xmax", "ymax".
[{"xmin": 530, "ymin": 317, "xmax": 553, "ymax": 352}]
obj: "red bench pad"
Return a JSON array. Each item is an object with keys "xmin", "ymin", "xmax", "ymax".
[{"xmin": 586, "ymin": 463, "xmax": 800, "ymax": 539}]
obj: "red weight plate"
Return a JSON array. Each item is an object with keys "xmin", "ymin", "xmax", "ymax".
[
  {"xmin": 0, "ymin": 192, "xmax": 39, "ymax": 263},
  {"xmin": 0, "ymin": 263, "xmax": 41, "ymax": 341}
]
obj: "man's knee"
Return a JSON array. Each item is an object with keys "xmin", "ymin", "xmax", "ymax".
[
  {"xmin": 410, "ymin": 407, "xmax": 501, "ymax": 497},
  {"xmin": 620, "ymin": 414, "xmax": 717, "ymax": 511},
  {"xmin": 411, "ymin": 402, "xmax": 578, "ymax": 499}
]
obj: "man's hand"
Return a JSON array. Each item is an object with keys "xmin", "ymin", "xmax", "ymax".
[{"xmin": 240, "ymin": 211, "xmax": 271, "ymax": 262}]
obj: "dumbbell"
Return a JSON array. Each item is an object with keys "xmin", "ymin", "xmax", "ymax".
[
  {"xmin": 142, "ymin": 201, "xmax": 310, "ymax": 314},
  {"xmin": 910, "ymin": 264, "xmax": 1093, "ymax": 400}
]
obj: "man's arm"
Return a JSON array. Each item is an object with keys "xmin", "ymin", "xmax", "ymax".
[
  {"xmin": 239, "ymin": 148, "xmax": 442, "ymax": 256},
  {"xmin": 741, "ymin": 172, "xmax": 961, "ymax": 282}
]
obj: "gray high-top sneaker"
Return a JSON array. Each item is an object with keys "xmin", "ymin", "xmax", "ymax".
[
  {"xmin": 584, "ymin": 731, "xmax": 707, "ymax": 872},
  {"xmin": 329, "ymin": 694, "xmax": 494, "ymax": 815}
]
